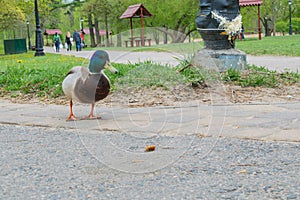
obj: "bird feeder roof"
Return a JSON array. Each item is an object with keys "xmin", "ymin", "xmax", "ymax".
[
  {"xmin": 120, "ymin": 3, "xmax": 152, "ymax": 19},
  {"xmin": 239, "ymin": 0, "xmax": 262, "ymax": 7},
  {"xmin": 44, "ymin": 29, "xmax": 62, "ymax": 35},
  {"xmin": 82, "ymin": 28, "xmax": 111, "ymax": 36}
]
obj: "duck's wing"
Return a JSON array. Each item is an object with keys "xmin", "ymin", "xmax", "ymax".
[
  {"xmin": 95, "ymin": 72, "xmax": 110, "ymax": 101},
  {"xmin": 73, "ymin": 73, "xmax": 101, "ymax": 104},
  {"xmin": 62, "ymin": 66, "xmax": 86, "ymax": 99}
]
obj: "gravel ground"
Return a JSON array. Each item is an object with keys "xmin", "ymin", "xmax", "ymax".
[{"xmin": 1, "ymin": 124, "xmax": 299, "ymax": 199}]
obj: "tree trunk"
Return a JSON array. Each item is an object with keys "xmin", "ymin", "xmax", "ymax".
[
  {"xmin": 117, "ymin": 30, "xmax": 122, "ymax": 47},
  {"xmin": 88, "ymin": 13, "xmax": 96, "ymax": 47},
  {"xmin": 272, "ymin": 1, "xmax": 276, "ymax": 36},
  {"xmin": 163, "ymin": 26, "xmax": 168, "ymax": 44},
  {"xmin": 152, "ymin": 29, "xmax": 160, "ymax": 45},
  {"xmin": 94, "ymin": 18, "xmax": 101, "ymax": 45},
  {"xmin": 262, "ymin": 17, "xmax": 271, "ymax": 37},
  {"xmin": 104, "ymin": 13, "xmax": 109, "ymax": 47}
]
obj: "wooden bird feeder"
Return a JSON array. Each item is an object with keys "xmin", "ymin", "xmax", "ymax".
[
  {"xmin": 120, "ymin": 4, "xmax": 152, "ymax": 47},
  {"xmin": 44, "ymin": 29, "xmax": 62, "ymax": 46},
  {"xmin": 239, "ymin": 0, "xmax": 263, "ymax": 40}
]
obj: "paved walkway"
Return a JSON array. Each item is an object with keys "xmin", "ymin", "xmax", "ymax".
[
  {"xmin": 246, "ymin": 55, "xmax": 300, "ymax": 72},
  {"xmin": 0, "ymin": 100, "xmax": 299, "ymax": 142}
]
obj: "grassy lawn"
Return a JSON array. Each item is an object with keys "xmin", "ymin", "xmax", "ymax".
[
  {"xmin": 235, "ymin": 35, "xmax": 300, "ymax": 56},
  {"xmin": 0, "ymin": 53, "xmax": 86, "ymax": 98},
  {"xmin": 0, "ymin": 35, "xmax": 299, "ymax": 101}
]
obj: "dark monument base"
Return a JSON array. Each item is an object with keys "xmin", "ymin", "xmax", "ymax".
[{"xmin": 192, "ymin": 48, "xmax": 246, "ymax": 72}]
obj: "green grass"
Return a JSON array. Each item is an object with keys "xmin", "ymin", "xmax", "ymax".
[
  {"xmin": 115, "ymin": 61, "xmax": 185, "ymax": 90},
  {"xmin": 113, "ymin": 63, "xmax": 299, "ymax": 93},
  {"xmin": 235, "ymin": 35, "xmax": 300, "ymax": 56},
  {"xmin": 0, "ymin": 44, "xmax": 4, "ymax": 55},
  {"xmin": 221, "ymin": 65, "xmax": 299, "ymax": 88},
  {"xmin": 0, "ymin": 53, "xmax": 86, "ymax": 98}
]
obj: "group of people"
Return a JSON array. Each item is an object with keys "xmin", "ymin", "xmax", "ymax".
[{"xmin": 53, "ymin": 30, "xmax": 85, "ymax": 52}]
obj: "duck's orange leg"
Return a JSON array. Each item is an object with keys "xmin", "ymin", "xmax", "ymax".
[
  {"xmin": 66, "ymin": 100, "xmax": 77, "ymax": 121},
  {"xmin": 81, "ymin": 103, "xmax": 101, "ymax": 120}
]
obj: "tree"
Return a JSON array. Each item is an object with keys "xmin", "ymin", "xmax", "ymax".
[
  {"xmin": 276, "ymin": 21, "xmax": 288, "ymax": 35},
  {"xmin": 145, "ymin": 0, "xmax": 198, "ymax": 43},
  {"xmin": 109, "ymin": 0, "xmax": 132, "ymax": 46},
  {"xmin": 93, "ymin": 0, "xmax": 112, "ymax": 47},
  {"xmin": 0, "ymin": 1, "xmax": 25, "ymax": 33},
  {"xmin": 80, "ymin": 0, "xmax": 97, "ymax": 47},
  {"xmin": 241, "ymin": 0, "xmax": 300, "ymax": 36}
]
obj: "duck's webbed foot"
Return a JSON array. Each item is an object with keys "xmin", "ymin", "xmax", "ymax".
[
  {"xmin": 66, "ymin": 114, "xmax": 77, "ymax": 121},
  {"xmin": 80, "ymin": 114, "xmax": 102, "ymax": 120},
  {"xmin": 80, "ymin": 103, "xmax": 101, "ymax": 120}
]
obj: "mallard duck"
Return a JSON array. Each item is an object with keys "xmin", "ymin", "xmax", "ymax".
[{"xmin": 62, "ymin": 50, "xmax": 118, "ymax": 121}]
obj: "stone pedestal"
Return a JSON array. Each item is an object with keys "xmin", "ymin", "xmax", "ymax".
[{"xmin": 192, "ymin": 48, "xmax": 246, "ymax": 72}]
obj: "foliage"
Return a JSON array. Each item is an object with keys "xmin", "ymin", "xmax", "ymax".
[
  {"xmin": 144, "ymin": 0, "xmax": 198, "ymax": 43},
  {"xmin": 177, "ymin": 67, "xmax": 206, "ymax": 87},
  {"xmin": 276, "ymin": 21, "xmax": 288, "ymax": 35},
  {"xmin": 275, "ymin": 18, "xmax": 300, "ymax": 36},
  {"xmin": 240, "ymin": 0, "xmax": 299, "ymax": 35},
  {"xmin": 292, "ymin": 18, "xmax": 300, "ymax": 33},
  {"xmin": 173, "ymin": 54, "xmax": 218, "ymax": 86},
  {"xmin": 1, "ymin": 0, "xmax": 299, "ymax": 47},
  {"xmin": 0, "ymin": 1, "xmax": 25, "ymax": 31}
]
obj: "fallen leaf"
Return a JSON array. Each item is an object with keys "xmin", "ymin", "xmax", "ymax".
[
  {"xmin": 145, "ymin": 145, "xmax": 156, "ymax": 152},
  {"xmin": 237, "ymin": 169, "xmax": 247, "ymax": 174}
]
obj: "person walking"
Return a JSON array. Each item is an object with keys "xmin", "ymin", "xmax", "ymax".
[
  {"xmin": 80, "ymin": 29, "xmax": 85, "ymax": 48},
  {"xmin": 65, "ymin": 31, "xmax": 72, "ymax": 51},
  {"xmin": 73, "ymin": 30, "xmax": 81, "ymax": 51},
  {"xmin": 53, "ymin": 32, "xmax": 61, "ymax": 52}
]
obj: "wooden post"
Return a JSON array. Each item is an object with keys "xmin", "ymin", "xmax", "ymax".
[
  {"xmin": 258, "ymin": 5, "xmax": 262, "ymax": 40},
  {"xmin": 140, "ymin": 7, "xmax": 145, "ymax": 46},
  {"xmin": 130, "ymin": 18, "xmax": 134, "ymax": 47}
]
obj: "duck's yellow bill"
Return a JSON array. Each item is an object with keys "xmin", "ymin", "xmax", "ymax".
[{"xmin": 104, "ymin": 62, "xmax": 118, "ymax": 74}]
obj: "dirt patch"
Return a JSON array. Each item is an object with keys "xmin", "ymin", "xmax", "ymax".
[
  {"xmin": 105, "ymin": 84, "xmax": 300, "ymax": 107},
  {"xmin": 2, "ymin": 83, "xmax": 300, "ymax": 107}
]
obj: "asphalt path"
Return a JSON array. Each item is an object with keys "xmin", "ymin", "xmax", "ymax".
[
  {"xmin": 1, "ymin": 124, "xmax": 299, "ymax": 199},
  {"xmin": 44, "ymin": 46, "xmax": 300, "ymax": 72}
]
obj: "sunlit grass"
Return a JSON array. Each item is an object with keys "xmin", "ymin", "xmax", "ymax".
[
  {"xmin": 235, "ymin": 35, "xmax": 300, "ymax": 56},
  {"xmin": 0, "ymin": 53, "xmax": 86, "ymax": 98}
]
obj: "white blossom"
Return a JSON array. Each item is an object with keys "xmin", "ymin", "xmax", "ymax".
[{"xmin": 211, "ymin": 11, "xmax": 242, "ymax": 40}]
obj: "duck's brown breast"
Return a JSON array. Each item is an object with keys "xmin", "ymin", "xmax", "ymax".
[{"xmin": 95, "ymin": 74, "xmax": 110, "ymax": 101}]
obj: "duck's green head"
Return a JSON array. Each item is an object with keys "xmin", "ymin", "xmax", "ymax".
[{"xmin": 89, "ymin": 50, "xmax": 118, "ymax": 74}]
